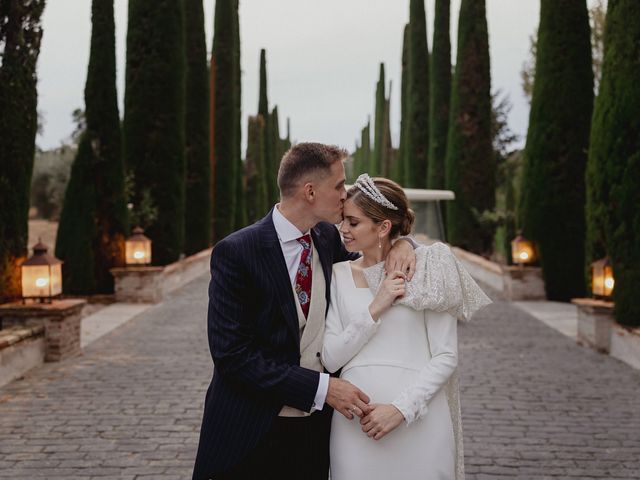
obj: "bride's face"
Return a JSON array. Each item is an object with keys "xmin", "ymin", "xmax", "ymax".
[{"xmin": 339, "ymin": 199, "xmax": 381, "ymax": 252}]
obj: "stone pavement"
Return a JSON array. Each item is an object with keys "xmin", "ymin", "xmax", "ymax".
[
  {"xmin": 461, "ymin": 286, "xmax": 640, "ymax": 479},
  {"xmin": 0, "ymin": 275, "xmax": 639, "ymax": 479}
]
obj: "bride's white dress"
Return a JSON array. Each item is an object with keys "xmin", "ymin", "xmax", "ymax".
[{"xmin": 322, "ymin": 260, "xmax": 458, "ymax": 480}]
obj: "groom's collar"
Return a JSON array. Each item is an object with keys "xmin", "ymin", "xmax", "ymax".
[{"xmin": 272, "ymin": 203, "xmax": 311, "ymax": 244}]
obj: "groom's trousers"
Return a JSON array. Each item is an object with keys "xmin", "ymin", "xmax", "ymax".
[{"xmin": 215, "ymin": 408, "xmax": 332, "ymax": 480}]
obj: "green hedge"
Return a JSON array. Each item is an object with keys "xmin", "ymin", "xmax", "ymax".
[
  {"xmin": 124, "ymin": 0, "xmax": 186, "ymax": 263},
  {"xmin": 184, "ymin": 0, "xmax": 211, "ymax": 254},
  {"xmin": 210, "ymin": 0, "xmax": 238, "ymax": 241},
  {"xmin": 245, "ymin": 115, "xmax": 268, "ymax": 223},
  {"xmin": 394, "ymin": 24, "xmax": 410, "ymax": 185},
  {"xmin": 407, "ymin": 0, "xmax": 430, "ymax": 188},
  {"xmin": 58, "ymin": 0, "xmax": 128, "ymax": 293},
  {"xmin": 586, "ymin": 0, "xmax": 640, "ymax": 326},
  {"xmin": 519, "ymin": 0, "xmax": 593, "ymax": 300},
  {"xmin": 56, "ymin": 135, "xmax": 98, "ymax": 294},
  {"xmin": 445, "ymin": 0, "xmax": 494, "ymax": 254},
  {"xmin": 427, "ymin": 0, "xmax": 451, "ymax": 190},
  {"xmin": 372, "ymin": 63, "xmax": 386, "ymax": 177},
  {"xmin": 0, "ymin": 1, "xmax": 45, "ymax": 301}
]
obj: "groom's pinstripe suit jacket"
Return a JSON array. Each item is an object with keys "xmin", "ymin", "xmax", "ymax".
[{"xmin": 192, "ymin": 208, "xmax": 357, "ymax": 479}]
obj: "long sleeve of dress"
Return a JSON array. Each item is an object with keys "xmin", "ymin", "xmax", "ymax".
[
  {"xmin": 391, "ymin": 310, "xmax": 458, "ymax": 425},
  {"xmin": 321, "ymin": 268, "xmax": 380, "ymax": 374}
]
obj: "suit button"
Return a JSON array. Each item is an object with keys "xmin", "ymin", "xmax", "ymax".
[{"xmin": 316, "ymin": 352, "xmax": 321, "ymax": 358}]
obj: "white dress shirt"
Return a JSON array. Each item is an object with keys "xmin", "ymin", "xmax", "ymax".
[{"xmin": 272, "ymin": 204, "xmax": 329, "ymax": 411}]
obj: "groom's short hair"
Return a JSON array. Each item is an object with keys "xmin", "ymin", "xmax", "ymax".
[{"xmin": 278, "ymin": 143, "xmax": 348, "ymax": 198}]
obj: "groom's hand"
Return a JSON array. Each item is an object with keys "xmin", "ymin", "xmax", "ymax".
[
  {"xmin": 326, "ymin": 378, "xmax": 371, "ymax": 420},
  {"xmin": 386, "ymin": 238, "xmax": 416, "ymax": 281}
]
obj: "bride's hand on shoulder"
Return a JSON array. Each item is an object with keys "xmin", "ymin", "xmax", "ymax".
[
  {"xmin": 360, "ymin": 403, "xmax": 405, "ymax": 440},
  {"xmin": 369, "ymin": 271, "xmax": 406, "ymax": 321}
]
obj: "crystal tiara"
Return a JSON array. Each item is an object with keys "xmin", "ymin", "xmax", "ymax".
[{"xmin": 354, "ymin": 173, "xmax": 399, "ymax": 210}]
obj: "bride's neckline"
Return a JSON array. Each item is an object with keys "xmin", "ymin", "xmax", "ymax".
[{"xmin": 348, "ymin": 260, "xmax": 378, "ymax": 290}]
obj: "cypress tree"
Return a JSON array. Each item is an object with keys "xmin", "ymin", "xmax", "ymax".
[
  {"xmin": 55, "ymin": 138, "xmax": 98, "ymax": 293},
  {"xmin": 124, "ymin": 0, "xmax": 186, "ymax": 263},
  {"xmin": 184, "ymin": 0, "xmax": 211, "ymax": 254},
  {"xmin": 362, "ymin": 120, "xmax": 372, "ymax": 176},
  {"xmin": 232, "ymin": 0, "xmax": 246, "ymax": 231},
  {"xmin": 383, "ymin": 88, "xmax": 392, "ymax": 177},
  {"xmin": 372, "ymin": 63, "xmax": 386, "ymax": 176},
  {"xmin": 520, "ymin": 0, "xmax": 593, "ymax": 300},
  {"xmin": 586, "ymin": 0, "xmax": 640, "ymax": 326},
  {"xmin": 284, "ymin": 118, "xmax": 292, "ymax": 151},
  {"xmin": 258, "ymin": 49, "xmax": 276, "ymax": 204},
  {"xmin": 208, "ymin": 51, "xmax": 219, "ymax": 243},
  {"xmin": 245, "ymin": 115, "xmax": 268, "ymax": 223},
  {"xmin": 351, "ymin": 140, "xmax": 361, "ymax": 182},
  {"xmin": 270, "ymin": 106, "xmax": 284, "ymax": 181},
  {"xmin": 407, "ymin": 0, "xmax": 430, "ymax": 188},
  {"xmin": 445, "ymin": 0, "xmax": 493, "ymax": 254},
  {"xmin": 428, "ymin": 0, "xmax": 451, "ymax": 189},
  {"xmin": 0, "ymin": 1, "xmax": 45, "ymax": 301},
  {"xmin": 395, "ymin": 24, "xmax": 410, "ymax": 185},
  {"xmin": 209, "ymin": 0, "xmax": 237, "ymax": 241},
  {"xmin": 56, "ymin": 0, "xmax": 129, "ymax": 293},
  {"xmin": 258, "ymin": 49, "xmax": 269, "ymax": 118},
  {"xmin": 280, "ymin": 117, "xmax": 292, "ymax": 157}
]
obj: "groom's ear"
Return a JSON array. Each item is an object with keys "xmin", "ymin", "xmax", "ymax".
[{"xmin": 303, "ymin": 182, "xmax": 315, "ymax": 202}]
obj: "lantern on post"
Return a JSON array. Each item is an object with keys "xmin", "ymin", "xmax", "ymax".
[
  {"xmin": 591, "ymin": 256, "xmax": 614, "ymax": 299},
  {"xmin": 511, "ymin": 233, "xmax": 536, "ymax": 266},
  {"xmin": 21, "ymin": 241, "xmax": 63, "ymax": 303},
  {"xmin": 125, "ymin": 227, "xmax": 152, "ymax": 265}
]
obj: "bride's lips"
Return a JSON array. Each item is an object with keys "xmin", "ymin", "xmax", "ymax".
[{"xmin": 343, "ymin": 237, "xmax": 354, "ymax": 245}]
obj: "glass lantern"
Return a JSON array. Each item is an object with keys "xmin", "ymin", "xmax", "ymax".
[
  {"xmin": 21, "ymin": 241, "xmax": 63, "ymax": 302},
  {"xmin": 125, "ymin": 227, "xmax": 152, "ymax": 265},
  {"xmin": 511, "ymin": 234, "xmax": 536, "ymax": 265},
  {"xmin": 591, "ymin": 256, "xmax": 614, "ymax": 299}
]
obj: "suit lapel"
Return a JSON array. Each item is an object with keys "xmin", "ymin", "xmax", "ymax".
[
  {"xmin": 311, "ymin": 225, "xmax": 333, "ymax": 311},
  {"xmin": 299, "ymin": 242, "xmax": 326, "ymax": 353},
  {"xmin": 258, "ymin": 209, "xmax": 300, "ymax": 343}
]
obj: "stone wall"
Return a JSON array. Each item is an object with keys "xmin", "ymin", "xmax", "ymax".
[
  {"xmin": 0, "ymin": 326, "xmax": 46, "ymax": 388},
  {"xmin": 451, "ymin": 246, "xmax": 546, "ymax": 301},
  {"xmin": 111, "ymin": 247, "xmax": 212, "ymax": 303},
  {"xmin": 0, "ymin": 299, "xmax": 86, "ymax": 363}
]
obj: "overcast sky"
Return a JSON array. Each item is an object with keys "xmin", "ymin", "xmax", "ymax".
[{"xmin": 37, "ymin": 1, "xmax": 596, "ymax": 153}]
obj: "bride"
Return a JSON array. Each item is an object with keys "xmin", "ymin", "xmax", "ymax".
[{"xmin": 322, "ymin": 174, "xmax": 491, "ymax": 480}]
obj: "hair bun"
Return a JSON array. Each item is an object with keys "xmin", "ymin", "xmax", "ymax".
[{"xmin": 399, "ymin": 207, "xmax": 415, "ymax": 236}]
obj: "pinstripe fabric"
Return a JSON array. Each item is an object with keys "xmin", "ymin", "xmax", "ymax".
[{"xmin": 192, "ymin": 208, "xmax": 358, "ymax": 480}]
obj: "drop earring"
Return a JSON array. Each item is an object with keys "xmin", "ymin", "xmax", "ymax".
[{"xmin": 378, "ymin": 237, "xmax": 382, "ymax": 249}]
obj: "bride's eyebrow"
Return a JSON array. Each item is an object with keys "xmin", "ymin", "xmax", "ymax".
[{"xmin": 345, "ymin": 215, "xmax": 360, "ymax": 221}]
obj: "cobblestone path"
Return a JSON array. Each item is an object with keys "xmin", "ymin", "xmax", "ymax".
[
  {"xmin": 0, "ymin": 275, "xmax": 639, "ymax": 479},
  {"xmin": 461, "ymin": 287, "xmax": 640, "ymax": 479}
]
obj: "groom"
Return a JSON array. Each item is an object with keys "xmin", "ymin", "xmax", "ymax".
[{"xmin": 192, "ymin": 143, "xmax": 415, "ymax": 480}]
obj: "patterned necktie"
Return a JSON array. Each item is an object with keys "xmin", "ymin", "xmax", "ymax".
[{"xmin": 295, "ymin": 234, "xmax": 313, "ymax": 318}]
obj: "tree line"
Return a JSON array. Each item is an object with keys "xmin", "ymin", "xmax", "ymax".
[
  {"xmin": 1, "ymin": 0, "xmax": 639, "ymax": 329},
  {"xmin": 352, "ymin": 0, "xmax": 493, "ymax": 254},
  {"xmin": 349, "ymin": 0, "xmax": 639, "ymax": 326},
  {"xmin": 0, "ymin": 0, "xmax": 288, "ymax": 299}
]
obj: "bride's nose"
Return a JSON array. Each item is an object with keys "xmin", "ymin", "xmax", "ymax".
[{"xmin": 339, "ymin": 220, "xmax": 348, "ymax": 233}]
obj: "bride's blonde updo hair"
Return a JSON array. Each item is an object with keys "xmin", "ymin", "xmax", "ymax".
[{"xmin": 347, "ymin": 177, "xmax": 415, "ymax": 238}]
